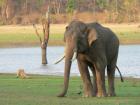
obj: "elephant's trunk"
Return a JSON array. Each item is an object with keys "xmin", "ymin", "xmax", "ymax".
[{"xmin": 57, "ymin": 44, "xmax": 74, "ymax": 97}]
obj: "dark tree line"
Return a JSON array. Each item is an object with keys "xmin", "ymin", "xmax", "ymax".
[{"xmin": 0, "ymin": 0, "xmax": 139, "ymax": 24}]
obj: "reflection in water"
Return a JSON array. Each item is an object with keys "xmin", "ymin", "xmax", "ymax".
[{"xmin": 0, "ymin": 45, "xmax": 140, "ymax": 78}]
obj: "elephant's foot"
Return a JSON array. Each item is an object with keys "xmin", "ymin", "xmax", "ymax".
[
  {"xmin": 93, "ymin": 89, "xmax": 97, "ymax": 97},
  {"xmin": 83, "ymin": 90, "xmax": 94, "ymax": 98},
  {"xmin": 108, "ymin": 92, "xmax": 116, "ymax": 97},
  {"xmin": 57, "ymin": 92, "xmax": 66, "ymax": 97},
  {"xmin": 83, "ymin": 93, "xmax": 93, "ymax": 98},
  {"xmin": 92, "ymin": 92, "xmax": 96, "ymax": 97},
  {"xmin": 96, "ymin": 91, "xmax": 107, "ymax": 97},
  {"xmin": 57, "ymin": 94, "xmax": 65, "ymax": 97}
]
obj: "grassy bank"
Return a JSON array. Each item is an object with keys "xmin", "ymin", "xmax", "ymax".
[
  {"xmin": 0, "ymin": 23, "xmax": 140, "ymax": 47},
  {"xmin": 0, "ymin": 74, "xmax": 140, "ymax": 105}
]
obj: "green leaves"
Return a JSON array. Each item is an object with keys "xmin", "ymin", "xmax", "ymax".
[{"xmin": 66, "ymin": 0, "xmax": 76, "ymax": 13}]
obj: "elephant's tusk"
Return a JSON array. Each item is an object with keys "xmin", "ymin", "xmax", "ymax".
[
  {"xmin": 54, "ymin": 54, "xmax": 65, "ymax": 64},
  {"xmin": 71, "ymin": 52, "xmax": 77, "ymax": 62}
]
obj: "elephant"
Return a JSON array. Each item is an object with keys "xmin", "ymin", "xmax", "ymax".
[{"xmin": 57, "ymin": 20, "xmax": 122, "ymax": 97}]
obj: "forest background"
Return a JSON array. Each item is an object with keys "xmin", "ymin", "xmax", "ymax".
[{"xmin": 0, "ymin": 0, "xmax": 139, "ymax": 25}]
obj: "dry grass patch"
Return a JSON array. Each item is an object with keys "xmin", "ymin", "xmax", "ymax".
[{"xmin": 0, "ymin": 23, "xmax": 139, "ymax": 47}]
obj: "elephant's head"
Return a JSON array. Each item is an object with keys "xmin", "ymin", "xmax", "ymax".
[{"xmin": 58, "ymin": 21, "xmax": 98, "ymax": 97}]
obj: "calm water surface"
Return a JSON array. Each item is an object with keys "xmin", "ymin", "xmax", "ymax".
[{"xmin": 0, "ymin": 45, "xmax": 140, "ymax": 78}]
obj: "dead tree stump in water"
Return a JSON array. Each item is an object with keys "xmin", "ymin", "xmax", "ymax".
[{"xmin": 33, "ymin": 7, "xmax": 50, "ymax": 64}]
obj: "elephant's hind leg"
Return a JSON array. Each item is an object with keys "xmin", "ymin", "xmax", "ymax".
[
  {"xmin": 107, "ymin": 64, "xmax": 116, "ymax": 96},
  {"xmin": 77, "ymin": 60, "xmax": 94, "ymax": 97}
]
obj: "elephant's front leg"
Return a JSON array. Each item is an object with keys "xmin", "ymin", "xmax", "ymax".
[
  {"xmin": 94, "ymin": 64, "xmax": 107, "ymax": 97},
  {"xmin": 77, "ymin": 60, "xmax": 94, "ymax": 97}
]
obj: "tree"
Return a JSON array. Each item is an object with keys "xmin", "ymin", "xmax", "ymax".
[
  {"xmin": 123, "ymin": 0, "xmax": 139, "ymax": 22},
  {"xmin": 5, "ymin": 0, "xmax": 15, "ymax": 19},
  {"xmin": 92, "ymin": 0, "xmax": 97, "ymax": 21},
  {"xmin": 66, "ymin": 0, "xmax": 76, "ymax": 13},
  {"xmin": 96, "ymin": 0, "xmax": 108, "ymax": 10},
  {"xmin": 33, "ymin": 6, "xmax": 50, "ymax": 64},
  {"xmin": 0, "ymin": 0, "xmax": 7, "ymax": 22},
  {"xmin": 0, "ymin": 0, "xmax": 16, "ymax": 24}
]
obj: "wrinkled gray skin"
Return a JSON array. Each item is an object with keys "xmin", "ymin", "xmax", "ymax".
[{"xmin": 58, "ymin": 21, "xmax": 119, "ymax": 97}]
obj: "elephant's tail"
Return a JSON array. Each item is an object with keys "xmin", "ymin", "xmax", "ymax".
[{"xmin": 116, "ymin": 66, "xmax": 124, "ymax": 82}]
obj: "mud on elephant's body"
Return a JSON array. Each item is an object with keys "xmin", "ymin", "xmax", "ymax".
[{"xmin": 58, "ymin": 21, "xmax": 121, "ymax": 97}]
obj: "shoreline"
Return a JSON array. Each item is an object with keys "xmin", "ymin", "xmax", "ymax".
[
  {"xmin": 0, "ymin": 40, "xmax": 140, "ymax": 48},
  {"xmin": 0, "ymin": 73, "xmax": 140, "ymax": 79}
]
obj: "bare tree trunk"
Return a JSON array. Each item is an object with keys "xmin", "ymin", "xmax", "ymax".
[
  {"xmin": 1, "ymin": 0, "xmax": 8, "ymax": 22},
  {"xmin": 92, "ymin": 0, "xmax": 97, "ymax": 22},
  {"xmin": 1, "ymin": 0, "xmax": 15, "ymax": 24},
  {"xmin": 6, "ymin": 0, "xmax": 15, "ymax": 19},
  {"xmin": 23, "ymin": 0, "xmax": 28, "ymax": 15},
  {"xmin": 41, "ymin": 20, "xmax": 50, "ymax": 64},
  {"xmin": 56, "ymin": 0, "xmax": 61, "ymax": 14},
  {"xmin": 41, "ymin": 45, "xmax": 47, "ymax": 64}
]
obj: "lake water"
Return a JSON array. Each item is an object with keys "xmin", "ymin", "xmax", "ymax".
[{"xmin": 0, "ymin": 45, "xmax": 140, "ymax": 78}]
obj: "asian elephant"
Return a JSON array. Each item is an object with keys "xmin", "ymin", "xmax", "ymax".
[{"xmin": 57, "ymin": 21, "xmax": 122, "ymax": 97}]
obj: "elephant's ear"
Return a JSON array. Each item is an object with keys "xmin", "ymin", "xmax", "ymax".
[{"xmin": 87, "ymin": 28, "xmax": 98, "ymax": 46}]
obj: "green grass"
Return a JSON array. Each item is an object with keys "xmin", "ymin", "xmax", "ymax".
[
  {"xmin": 0, "ymin": 33, "xmax": 62, "ymax": 43},
  {"xmin": 0, "ymin": 74, "xmax": 140, "ymax": 105},
  {"xmin": 0, "ymin": 24, "xmax": 140, "ymax": 47}
]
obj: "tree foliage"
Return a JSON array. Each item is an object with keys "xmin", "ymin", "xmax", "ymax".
[
  {"xmin": 66, "ymin": 0, "xmax": 76, "ymax": 13},
  {"xmin": 96, "ymin": 0, "xmax": 108, "ymax": 10},
  {"xmin": 0, "ymin": 0, "xmax": 139, "ymax": 24}
]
